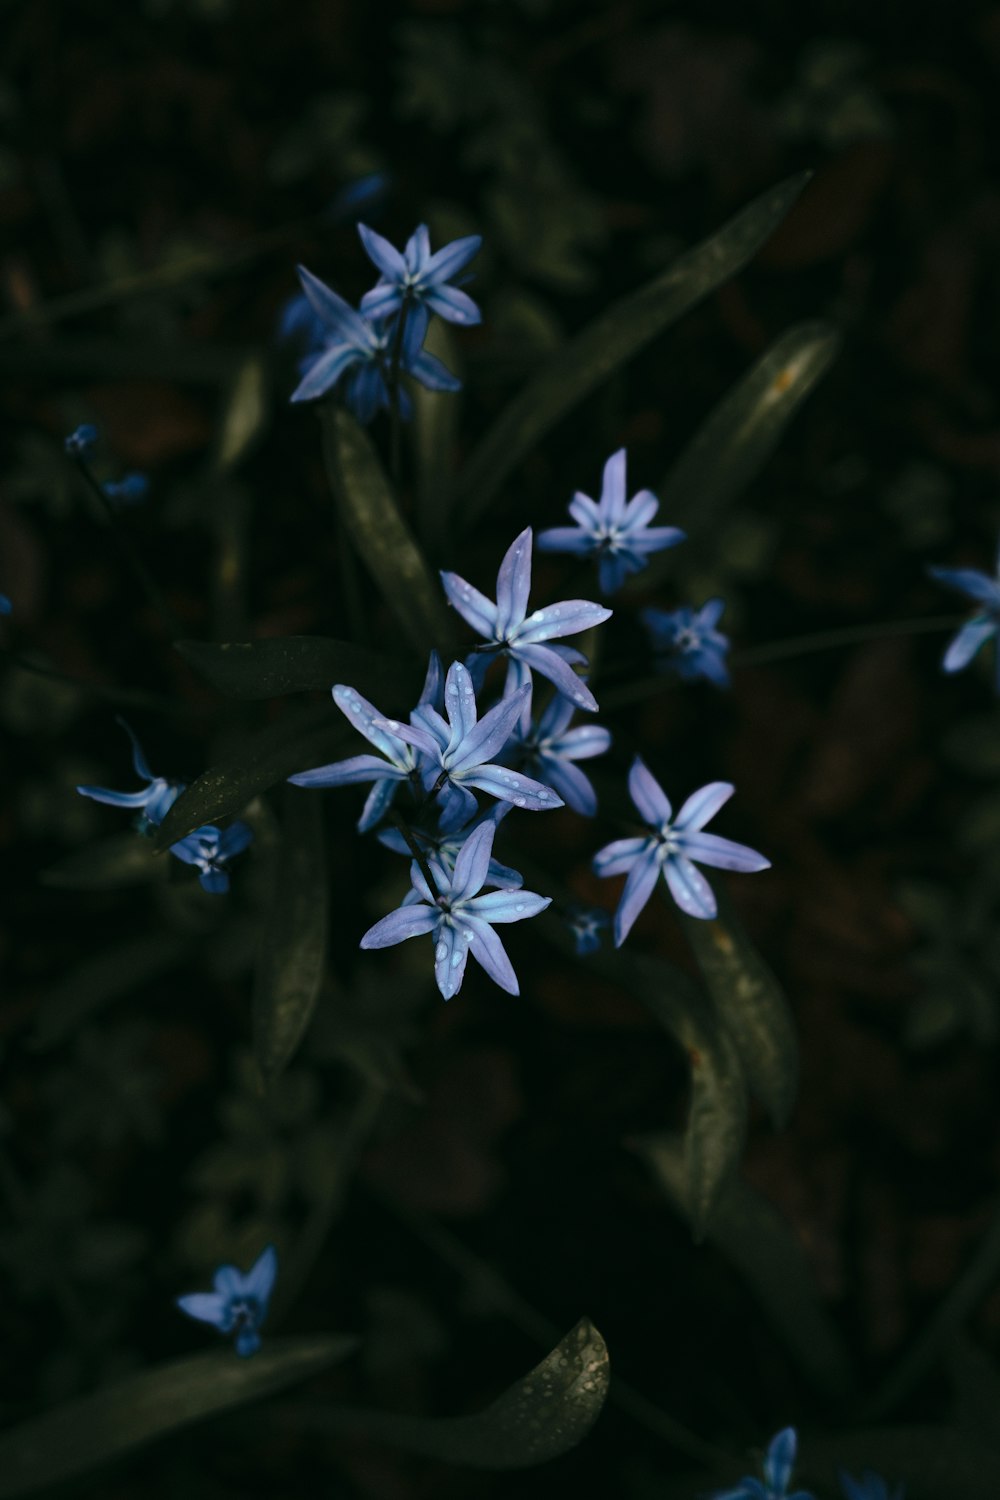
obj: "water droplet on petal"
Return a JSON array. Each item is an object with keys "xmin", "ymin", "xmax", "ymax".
[
  {"xmin": 435, "ymin": 942, "xmax": 447, "ymax": 961},
  {"xmin": 514, "ymin": 796, "xmax": 526, "ymax": 807}
]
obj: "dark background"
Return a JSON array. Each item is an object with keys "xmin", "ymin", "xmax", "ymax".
[{"xmin": 3, "ymin": 0, "xmax": 1000, "ymax": 1495}]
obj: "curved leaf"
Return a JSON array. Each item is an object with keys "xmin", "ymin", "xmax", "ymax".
[
  {"xmin": 680, "ymin": 890, "xmax": 798, "ymax": 1129},
  {"xmin": 0, "ymin": 1336, "xmax": 357, "ymax": 1498},
  {"xmin": 253, "ymin": 788, "xmax": 328, "ymax": 1082},
  {"xmin": 299, "ymin": 1319, "xmax": 609, "ymax": 1469},
  {"xmin": 455, "ymin": 172, "xmax": 812, "ymax": 526},
  {"xmin": 176, "ymin": 637, "xmax": 416, "ymax": 702},
  {"xmin": 411, "ymin": 317, "xmax": 461, "ymax": 556},
  {"xmin": 215, "ymin": 355, "xmax": 268, "ymax": 472},
  {"xmin": 39, "ymin": 833, "xmax": 167, "ymax": 891},
  {"xmin": 319, "ymin": 406, "xmax": 454, "ymax": 653},
  {"xmin": 635, "ymin": 1134, "xmax": 854, "ymax": 1398}
]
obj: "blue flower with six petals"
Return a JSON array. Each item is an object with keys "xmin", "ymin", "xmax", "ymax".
[
  {"xmin": 565, "ymin": 905, "xmax": 611, "ymax": 956},
  {"xmin": 176, "ymin": 1244, "xmax": 277, "ymax": 1358},
  {"xmin": 358, "ymin": 222, "xmax": 482, "ymax": 351},
  {"xmin": 169, "ymin": 821, "xmax": 254, "ymax": 894},
  {"xmin": 642, "ymin": 598, "xmax": 731, "ymax": 687},
  {"xmin": 708, "ymin": 1428, "xmax": 815, "ymax": 1500},
  {"xmin": 76, "ymin": 719, "xmax": 184, "ymax": 834},
  {"xmin": 928, "ymin": 546, "xmax": 1000, "ymax": 688}
]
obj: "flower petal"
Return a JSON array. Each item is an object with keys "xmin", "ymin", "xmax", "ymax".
[
  {"xmin": 440, "ymin": 569, "xmax": 498, "ymax": 638},
  {"xmin": 512, "ymin": 641, "xmax": 598, "ymax": 712},
  {"xmin": 358, "ymin": 777, "xmax": 399, "ymax": 832},
  {"xmin": 568, "ymin": 492, "xmax": 600, "ymax": 528},
  {"xmin": 423, "ymin": 233, "xmax": 482, "ymax": 283},
  {"xmin": 599, "ymin": 449, "xmax": 628, "ymax": 525},
  {"xmin": 116, "ymin": 718, "xmax": 153, "ymax": 781},
  {"xmin": 407, "ymin": 349, "xmax": 462, "ymax": 392},
  {"xmin": 466, "ymin": 889, "xmax": 551, "ymax": 923},
  {"xmin": 593, "ymin": 836, "xmax": 648, "ymax": 878},
  {"xmin": 291, "ymin": 342, "xmax": 363, "ymax": 404},
  {"xmin": 698, "ymin": 597, "xmax": 727, "ymax": 629},
  {"xmin": 942, "ymin": 615, "xmax": 996, "ymax": 672},
  {"xmin": 296, "ymin": 266, "xmax": 373, "ymax": 346},
  {"xmin": 927, "ymin": 564, "xmax": 1000, "ymax": 608},
  {"xmin": 450, "ymin": 820, "xmax": 495, "ymax": 902},
  {"xmin": 289, "ymin": 753, "xmax": 407, "ymax": 788},
  {"xmin": 357, "ymin": 222, "xmax": 407, "ymax": 281},
  {"xmin": 359, "ymin": 282, "xmax": 404, "ymax": 321},
  {"xmin": 434, "ymin": 922, "xmax": 470, "ymax": 1000},
  {"xmin": 681, "ymin": 830, "xmax": 770, "ymax": 873},
  {"xmin": 243, "ymin": 1244, "xmax": 279, "ymax": 1306},
  {"xmin": 76, "ymin": 784, "xmax": 153, "ymax": 809},
  {"xmin": 424, "ymin": 283, "xmax": 482, "ymax": 325},
  {"xmin": 515, "ymin": 599, "xmax": 613, "ymax": 645},
  {"xmin": 448, "ymin": 686, "xmax": 530, "ymax": 771},
  {"xmin": 535, "ymin": 526, "xmax": 596, "ymax": 557},
  {"xmin": 176, "ymin": 1292, "xmax": 227, "ymax": 1329},
  {"xmin": 673, "ymin": 781, "xmax": 734, "ymax": 832},
  {"xmin": 495, "ymin": 528, "xmax": 534, "ymax": 638},
  {"xmin": 461, "ymin": 763, "xmax": 563, "ymax": 811},
  {"xmin": 614, "ymin": 846, "xmax": 660, "ymax": 946},
  {"xmin": 763, "ymin": 1427, "xmax": 797, "ymax": 1493},
  {"xmin": 538, "ymin": 756, "xmax": 597, "ymax": 816},
  {"xmin": 361, "ymin": 903, "xmax": 439, "ymax": 949},
  {"xmin": 465, "ymin": 916, "xmax": 519, "ymax": 994},
  {"xmin": 628, "ymin": 756, "xmax": 672, "ymax": 827},
  {"xmin": 443, "ymin": 660, "xmax": 479, "ymax": 745},
  {"xmin": 549, "ymin": 723, "xmax": 612, "ymax": 760},
  {"xmin": 621, "ymin": 487, "xmax": 660, "ymax": 528},
  {"xmin": 663, "ymin": 854, "xmax": 717, "ymax": 919}
]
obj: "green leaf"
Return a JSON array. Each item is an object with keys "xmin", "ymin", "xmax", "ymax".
[
  {"xmin": 39, "ymin": 833, "xmax": 167, "ymax": 891},
  {"xmin": 680, "ymin": 889, "xmax": 798, "ymax": 1128},
  {"xmin": 944, "ymin": 714, "xmax": 1000, "ymax": 776},
  {"xmin": 175, "ymin": 637, "xmax": 416, "ymax": 702},
  {"xmin": 319, "ymin": 405, "xmax": 454, "ymax": 653},
  {"xmin": 153, "ymin": 703, "xmax": 357, "ymax": 850},
  {"xmin": 655, "ymin": 320, "xmax": 840, "ymax": 546},
  {"xmin": 634, "ymin": 1134, "xmax": 854, "ymax": 1398},
  {"xmin": 411, "ymin": 317, "xmax": 461, "ymax": 556},
  {"xmin": 0, "ymin": 1336, "xmax": 357, "ymax": 1498},
  {"xmin": 303, "ymin": 1319, "xmax": 609, "ymax": 1468},
  {"xmin": 29, "ymin": 933, "xmax": 191, "ymax": 1051},
  {"xmin": 253, "ymin": 788, "xmax": 328, "ymax": 1083},
  {"xmin": 214, "ymin": 356, "xmax": 268, "ymax": 472},
  {"xmin": 454, "ymin": 172, "xmax": 812, "ymax": 526}
]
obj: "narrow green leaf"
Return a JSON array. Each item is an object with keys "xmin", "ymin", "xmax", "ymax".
[
  {"xmin": 635, "ymin": 1134, "xmax": 854, "ymax": 1397},
  {"xmin": 303, "ymin": 1319, "xmax": 609, "ymax": 1469},
  {"xmin": 655, "ymin": 320, "xmax": 841, "ymax": 546},
  {"xmin": 253, "ymin": 788, "xmax": 328, "ymax": 1082},
  {"xmin": 29, "ymin": 934, "xmax": 191, "ymax": 1051},
  {"xmin": 680, "ymin": 890, "xmax": 798, "ymax": 1129},
  {"xmin": 0, "ymin": 1336, "xmax": 357, "ymax": 1498},
  {"xmin": 153, "ymin": 703, "xmax": 357, "ymax": 850},
  {"xmin": 455, "ymin": 172, "xmax": 812, "ymax": 526},
  {"xmin": 412, "ymin": 317, "xmax": 461, "ymax": 556},
  {"xmin": 214, "ymin": 355, "xmax": 268, "ymax": 472},
  {"xmin": 39, "ymin": 833, "xmax": 166, "ymax": 891},
  {"xmin": 175, "ymin": 637, "xmax": 416, "ymax": 702},
  {"xmin": 319, "ymin": 405, "xmax": 454, "ymax": 653}
]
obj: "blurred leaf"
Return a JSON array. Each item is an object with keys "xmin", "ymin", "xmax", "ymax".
[
  {"xmin": 153, "ymin": 704, "xmax": 357, "ymax": 849},
  {"xmin": 305, "ymin": 1318, "xmax": 608, "ymax": 1468},
  {"xmin": 175, "ymin": 637, "xmax": 415, "ymax": 702},
  {"xmin": 319, "ymin": 406, "xmax": 453, "ymax": 654},
  {"xmin": 944, "ymin": 714, "xmax": 1000, "ymax": 776},
  {"xmin": 948, "ymin": 1334, "xmax": 1000, "ymax": 1453},
  {"xmin": 29, "ymin": 934, "xmax": 191, "ymax": 1051},
  {"xmin": 253, "ymin": 789, "xmax": 328, "ymax": 1083},
  {"xmin": 634, "ymin": 1135, "xmax": 854, "ymax": 1398},
  {"xmin": 0, "ymin": 1337, "xmax": 357, "ymax": 1498},
  {"xmin": 680, "ymin": 891, "xmax": 798, "ymax": 1128},
  {"xmin": 455, "ymin": 172, "xmax": 812, "ymax": 526},
  {"xmin": 215, "ymin": 356, "xmax": 268, "ymax": 471},
  {"xmin": 39, "ymin": 833, "xmax": 166, "ymax": 891},
  {"xmin": 655, "ymin": 321, "xmax": 841, "ymax": 544},
  {"xmin": 798, "ymin": 1426, "xmax": 1000, "ymax": 1500},
  {"xmin": 412, "ymin": 317, "xmax": 461, "ymax": 556}
]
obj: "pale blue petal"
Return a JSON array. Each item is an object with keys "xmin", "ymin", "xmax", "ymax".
[
  {"xmin": 405, "ymin": 224, "xmax": 431, "ymax": 275},
  {"xmin": 443, "ymin": 660, "xmax": 478, "ymax": 744},
  {"xmin": 625, "ymin": 525, "xmax": 686, "ymax": 553},
  {"xmin": 219, "ymin": 822, "xmax": 254, "ymax": 859},
  {"xmin": 663, "ymin": 854, "xmax": 717, "ymax": 919},
  {"xmin": 466, "ymin": 889, "xmax": 550, "ymax": 923},
  {"xmin": 621, "ymin": 487, "xmax": 660, "ymax": 528},
  {"xmin": 424, "ymin": 283, "xmax": 481, "ymax": 325},
  {"xmin": 199, "ymin": 868, "xmax": 230, "ymax": 894},
  {"xmin": 373, "ymin": 717, "xmax": 441, "ymax": 761},
  {"xmin": 436, "ymin": 779, "xmax": 479, "ymax": 825},
  {"xmin": 593, "ymin": 836, "xmax": 648, "ymax": 877},
  {"xmin": 673, "ymin": 781, "xmax": 734, "ymax": 832},
  {"xmin": 550, "ymin": 723, "xmax": 611, "ymax": 760},
  {"xmin": 291, "ymin": 343, "xmax": 363, "ymax": 403},
  {"xmin": 434, "ymin": 922, "xmax": 470, "ymax": 1000},
  {"xmin": 359, "ymin": 282, "xmax": 403, "ymax": 321},
  {"xmin": 234, "ymin": 1327, "xmax": 262, "ymax": 1357},
  {"xmin": 515, "ymin": 598, "xmax": 612, "ymax": 645},
  {"xmin": 451, "ymin": 820, "xmax": 495, "ymax": 902},
  {"xmin": 77, "ymin": 784, "xmax": 152, "ymax": 809},
  {"xmin": 214, "ymin": 1265, "xmax": 242, "ymax": 1298},
  {"xmin": 360, "ymin": 904, "xmax": 439, "ymax": 949},
  {"xmin": 116, "ymin": 718, "xmax": 153, "ymax": 781},
  {"xmin": 764, "ymin": 1428, "xmax": 797, "ymax": 1493},
  {"xmin": 698, "ymin": 597, "xmax": 726, "ymax": 629},
  {"xmin": 462, "ymin": 763, "xmax": 563, "ymax": 811},
  {"xmin": 423, "ymin": 233, "xmax": 482, "ymax": 282},
  {"xmin": 448, "ymin": 687, "xmax": 530, "ymax": 771},
  {"xmin": 357, "ymin": 223, "xmax": 407, "ymax": 281},
  {"xmin": 540, "ymin": 757, "xmax": 597, "ymax": 815},
  {"xmin": 942, "ymin": 615, "xmax": 996, "ymax": 672},
  {"xmin": 289, "ymin": 753, "xmax": 406, "ymax": 788},
  {"xmin": 927, "ymin": 564, "xmax": 1000, "ymax": 608},
  {"xmin": 358, "ymin": 778, "xmax": 399, "ymax": 832},
  {"xmin": 243, "ymin": 1244, "xmax": 278, "ymax": 1306},
  {"xmin": 614, "ymin": 846, "xmax": 660, "ymax": 946},
  {"xmin": 495, "ymin": 528, "xmax": 534, "ymax": 638},
  {"xmin": 536, "ymin": 527, "xmax": 596, "ymax": 556},
  {"xmin": 296, "ymin": 266, "xmax": 374, "ymax": 346},
  {"xmin": 513, "ymin": 641, "xmax": 597, "ymax": 712},
  {"xmin": 681, "ymin": 831, "xmax": 770, "ymax": 873},
  {"xmin": 628, "ymin": 756, "xmax": 672, "ymax": 826},
  {"xmin": 568, "ymin": 492, "xmax": 599, "ymax": 528},
  {"xmin": 465, "ymin": 916, "xmax": 519, "ymax": 993},
  {"xmin": 598, "ymin": 449, "xmax": 628, "ymax": 525},
  {"xmin": 598, "ymin": 553, "xmax": 631, "ymax": 594},
  {"xmin": 440, "ymin": 569, "xmax": 498, "ymax": 638},
  {"xmin": 536, "ymin": 693, "xmax": 575, "ymax": 739},
  {"xmin": 176, "ymin": 1292, "xmax": 227, "ymax": 1328},
  {"xmin": 407, "ymin": 349, "xmax": 462, "ymax": 392}
]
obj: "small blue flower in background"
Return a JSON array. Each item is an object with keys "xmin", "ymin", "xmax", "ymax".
[
  {"xmin": 565, "ymin": 905, "xmax": 610, "ymax": 956},
  {"xmin": 593, "ymin": 756, "xmax": 770, "ymax": 940},
  {"xmin": 77, "ymin": 719, "xmax": 184, "ymax": 834},
  {"xmin": 0, "ymin": 592, "xmax": 11, "ymax": 617},
  {"xmin": 103, "ymin": 472, "xmax": 150, "ymax": 506},
  {"xmin": 928, "ymin": 545, "xmax": 1000, "ymax": 687},
  {"xmin": 839, "ymin": 1471, "xmax": 904, "ymax": 1500},
  {"xmin": 360, "ymin": 818, "xmax": 550, "ymax": 1000},
  {"xmin": 441, "ymin": 527, "xmax": 612, "ymax": 717},
  {"xmin": 288, "ymin": 265, "xmax": 460, "ymax": 418},
  {"xmin": 377, "ymin": 801, "xmax": 524, "ymax": 890},
  {"xmin": 642, "ymin": 598, "xmax": 731, "ymax": 687},
  {"xmin": 326, "ymin": 170, "xmax": 392, "ymax": 224},
  {"xmin": 64, "ymin": 423, "xmax": 98, "ymax": 458},
  {"xmin": 169, "ymin": 821, "xmax": 254, "ymax": 894},
  {"xmin": 176, "ymin": 1244, "xmax": 277, "ymax": 1357},
  {"xmin": 514, "ymin": 693, "xmax": 611, "ymax": 817},
  {"xmin": 536, "ymin": 449, "xmax": 685, "ymax": 594},
  {"xmin": 358, "ymin": 222, "xmax": 482, "ymax": 352},
  {"xmin": 709, "ymin": 1428, "xmax": 815, "ymax": 1500}
]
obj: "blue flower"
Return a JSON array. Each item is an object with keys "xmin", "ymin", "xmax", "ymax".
[
  {"xmin": 642, "ymin": 598, "xmax": 731, "ymax": 687},
  {"xmin": 514, "ymin": 693, "xmax": 611, "ymax": 817},
  {"xmin": 928, "ymin": 549, "xmax": 1000, "ymax": 686},
  {"xmin": 839, "ymin": 1472, "xmax": 904, "ymax": 1500},
  {"xmin": 103, "ymin": 472, "xmax": 150, "ymax": 506},
  {"xmin": 77, "ymin": 719, "xmax": 184, "ymax": 834},
  {"xmin": 360, "ymin": 818, "xmax": 550, "ymax": 1000},
  {"xmin": 288, "ymin": 655, "xmax": 444, "ymax": 832},
  {"xmin": 358, "ymin": 222, "xmax": 482, "ymax": 350},
  {"xmin": 327, "ymin": 171, "xmax": 392, "ymax": 224},
  {"xmin": 0, "ymin": 592, "xmax": 10, "ymax": 616},
  {"xmin": 289, "ymin": 266, "xmax": 460, "ymax": 417},
  {"xmin": 176, "ymin": 1244, "xmax": 277, "ymax": 1358},
  {"xmin": 536, "ymin": 450, "xmax": 685, "ymax": 594},
  {"xmin": 65, "ymin": 423, "xmax": 98, "ymax": 458},
  {"xmin": 441, "ymin": 527, "xmax": 612, "ymax": 718},
  {"xmin": 373, "ymin": 660, "xmax": 565, "ymax": 825},
  {"xmin": 565, "ymin": 905, "xmax": 611, "ymax": 956},
  {"xmin": 377, "ymin": 801, "xmax": 524, "ymax": 890},
  {"xmin": 593, "ymin": 756, "xmax": 770, "ymax": 940},
  {"xmin": 169, "ymin": 821, "xmax": 254, "ymax": 894},
  {"xmin": 709, "ymin": 1428, "xmax": 815, "ymax": 1500}
]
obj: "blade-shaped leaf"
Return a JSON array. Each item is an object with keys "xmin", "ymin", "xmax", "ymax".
[
  {"xmin": 0, "ymin": 1336, "xmax": 357, "ymax": 1498},
  {"xmin": 319, "ymin": 406, "xmax": 454, "ymax": 653},
  {"xmin": 634, "ymin": 1133, "xmax": 854, "ymax": 1398},
  {"xmin": 39, "ymin": 833, "xmax": 167, "ymax": 891},
  {"xmin": 253, "ymin": 787, "xmax": 328, "ymax": 1082},
  {"xmin": 653, "ymin": 320, "xmax": 840, "ymax": 549},
  {"xmin": 214, "ymin": 355, "xmax": 268, "ymax": 472},
  {"xmin": 153, "ymin": 703, "xmax": 356, "ymax": 850},
  {"xmin": 411, "ymin": 317, "xmax": 461, "ymax": 556},
  {"xmin": 297, "ymin": 1319, "xmax": 608, "ymax": 1468},
  {"xmin": 175, "ymin": 637, "xmax": 416, "ymax": 702},
  {"xmin": 680, "ymin": 889, "xmax": 798, "ymax": 1129},
  {"xmin": 455, "ymin": 172, "xmax": 812, "ymax": 526}
]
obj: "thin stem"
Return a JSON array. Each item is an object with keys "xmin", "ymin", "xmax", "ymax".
[
  {"xmin": 390, "ymin": 813, "xmax": 441, "ymax": 901},
  {"xmin": 387, "ymin": 296, "xmax": 411, "ymax": 485},
  {"xmin": 73, "ymin": 457, "xmax": 183, "ymax": 640}
]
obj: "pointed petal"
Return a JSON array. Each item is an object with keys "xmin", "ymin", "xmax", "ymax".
[
  {"xmin": 495, "ymin": 528, "xmax": 534, "ymax": 638},
  {"xmin": 663, "ymin": 854, "xmax": 717, "ymax": 919},
  {"xmin": 372, "ymin": 717, "xmax": 441, "ymax": 761},
  {"xmin": 628, "ymin": 756, "xmax": 672, "ymax": 826},
  {"xmin": 401, "ymin": 301, "xmax": 431, "ymax": 364},
  {"xmin": 538, "ymin": 757, "xmax": 597, "ymax": 816},
  {"xmin": 464, "ymin": 916, "xmax": 519, "ymax": 993},
  {"xmin": 115, "ymin": 718, "xmax": 153, "ymax": 781},
  {"xmin": 466, "ymin": 889, "xmax": 550, "ymax": 923},
  {"xmin": 451, "ymin": 820, "xmax": 495, "ymax": 902},
  {"xmin": 513, "ymin": 642, "xmax": 598, "ymax": 713},
  {"xmin": 213, "ymin": 1265, "xmax": 242, "ymax": 1297},
  {"xmin": 291, "ymin": 343, "xmax": 363, "ymax": 403},
  {"xmin": 345, "ymin": 361, "xmax": 388, "ymax": 424},
  {"xmin": 424, "ymin": 283, "xmax": 481, "ymax": 325},
  {"xmin": 434, "ymin": 922, "xmax": 470, "ymax": 1000},
  {"xmin": 549, "ymin": 723, "xmax": 611, "ymax": 760},
  {"xmin": 698, "ymin": 597, "xmax": 726, "ymax": 629},
  {"xmin": 764, "ymin": 1428, "xmax": 797, "ymax": 1492},
  {"xmin": 599, "ymin": 449, "xmax": 628, "ymax": 525},
  {"xmin": 598, "ymin": 553, "xmax": 632, "ymax": 594},
  {"xmin": 418, "ymin": 650, "xmax": 444, "ymax": 710},
  {"xmin": 359, "ymin": 282, "xmax": 404, "ymax": 321},
  {"xmin": 234, "ymin": 1328, "xmax": 262, "ymax": 1357},
  {"xmin": 680, "ymin": 831, "xmax": 770, "ymax": 872},
  {"xmin": 443, "ymin": 660, "xmax": 479, "ymax": 745},
  {"xmin": 219, "ymin": 822, "xmax": 254, "ymax": 859},
  {"xmin": 358, "ymin": 777, "xmax": 399, "ymax": 832},
  {"xmin": 405, "ymin": 224, "xmax": 432, "ymax": 274},
  {"xmin": 448, "ymin": 686, "xmax": 530, "ymax": 771},
  {"xmin": 626, "ymin": 526, "xmax": 686, "ymax": 554},
  {"xmin": 674, "ymin": 781, "xmax": 734, "ymax": 832},
  {"xmin": 942, "ymin": 615, "xmax": 996, "ymax": 672},
  {"xmin": 199, "ymin": 869, "xmax": 230, "ymax": 894},
  {"xmin": 76, "ymin": 784, "xmax": 152, "ymax": 809},
  {"xmin": 436, "ymin": 779, "xmax": 479, "ymax": 825},
  {"xmin": 461, "ymin": 763, "xmax": 563, "ymax": 811},
  {"xmin": 176, "ymin": 1292, "xmax": 227, "ymax": 1329},
  {"xmin": 593, "ymin": 836, "xmax": 649, "ymax": 877},
  {"xmin": 515, "ymin": 598, "xmax": 612, "ymax": 645},
  {"xmin": 440, "ymin": 569, "xmax": 498, "ymax": 638},
  {"xmin": 357, "ymin": 223, "xmax": 407, "ymax": 280},
  {"xmin": 568, "ymin": 492, "xmax": 600, "ymax": 528},
  {"xmin": 243, "ymin": 1244, "xmax": 278, "ymax": 1306},
  {"xmin": 360, "ymin": 904, "xmax": 439, "ymax": 949},
  {"xmin": 407, "ymin": 349, "xmax": 462, "ymax": 392},
  {"xmin": 535, "ymin": 527, "xmax": 596, "ymax": 556},
  {"xmin": 289, "ymin": 753, "xmax": 406, "ymax": 788},
  {"xmin": 296, "ymin": 266, "xmax": 374, "ymax": 346},
  {"xmin": 621, "ymin": 487, "xmax": 660, "ymax": 528},
  {"xmin": 423, "ymin": 233, "xmax": 482, "ymax": 282},
  {"xmin": 536, "ymin": 693, "xmax": 575, "ymax": 738},
  {"xmin": 927, "ymin": 564, "xmax": 1000, "ymax": 607},
  {"xmin": 614, "ymin": 846, "xmax": 660, "ymax": 946}
]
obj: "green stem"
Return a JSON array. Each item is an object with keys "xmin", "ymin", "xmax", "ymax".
[{"xmin": 389, "ymin": 813, "xmax": 441, "ymax": 902}]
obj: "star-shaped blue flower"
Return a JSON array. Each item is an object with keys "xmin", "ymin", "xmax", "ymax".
[
  {"xmin": 374, "ymin": 660, "xmax": 564, "ymax": 825},
  {"xmin": 377, "ymin": 801, "xmax": 524, "ymax": 890},
  {"xmin": 709, "ymin": 1428, "xmax": 815, "ymax": 1500},
  {"xmin": 565, "ymin": 905, "xmax": 611, "ymax": 956},
  {"xmin": 358, "ymin": 222, "xmax": 482, "ymax": 351},
  {"xmin": 169, "ymin": 821, "xmax": 254, "ymax": 894},
  {"xmin": 593, "ymin": 756, "xmax": 770, "ymax": 940},
  {"xmin": 289, "ymin": 266, "xmax": 460, "ymax": 417},
  {"xmin": 77, "ymin": 719, "xmax": 184, "ymax": 834},
  {"xmin": 928, "ymin": 547, "xmax": 1000, "ymax": 687},
  {"xmin": 65, "ymin": 423, "xmax": 98, "ymax": 458},
  {"xmin": 441, "ymin": 527, "xmax": 612, "ymax": 716},
  {"xmin": 176, "ymin": 1244, "xmax": 277, "ymax": 1357},
  {"xmin": 360, "ymin": 818, "xmax": 550, "ymax": 1000},
  {"xmin": 839, "ymin": 1471, "xmax": 904, "ymax": 1500},
  {"xmin": 642, "ymin": 598, "xmax": 731, "ymax": 687},
  {"xmin": 536, "ymin": 449, "xmax": 685, "ymax": 594},
  {"xmin": 514, "ymin": 693, "xmax": 611, "ymax": 817}
]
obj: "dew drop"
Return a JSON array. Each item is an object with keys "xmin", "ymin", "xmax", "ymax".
[
  {"xmin": 435, "ymin": 942, "xmax": 447, "ymax": 961},
  {"xmin": 451, "ymin": 951, "xmax": 463, "ymax": 968},
  {"xmin": 515, "ymin": 903, "xmax": 526, "ymax": 912},
  {"xmin": 514, "ymin": 795, "xmax": 526, "ymax": 807}
]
